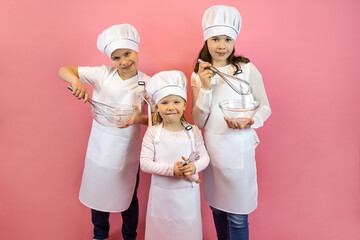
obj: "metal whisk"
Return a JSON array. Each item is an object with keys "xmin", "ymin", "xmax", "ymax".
[
  {"xmin": 197, "ymin": 59, "xmax": 252, "ymax": 95},
  {"xmin": 67, "ymin": 86, "xmax": 121, "ymax": 115}
]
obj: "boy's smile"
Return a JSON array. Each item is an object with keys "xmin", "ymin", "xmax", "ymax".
[{"xmin": 111, "ymin": 49, "xmax": 139, "ymax": 80}]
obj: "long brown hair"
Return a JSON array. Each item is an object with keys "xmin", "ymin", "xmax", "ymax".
[{"xmin": 194, "ymin": 40, "xmax": 250, "ymax": 75}]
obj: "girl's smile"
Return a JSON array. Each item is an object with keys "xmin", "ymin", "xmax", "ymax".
[
  {"xmin": 207, "ymin": 35, "xmax": 235, "ymax": 67},
  {"xmin": 216, "ymin": 52, "xmax": 227, "ymax": 56},
  {"xmin": 157, "ymin": 95, "xmax": 186, "ymax": 130}
]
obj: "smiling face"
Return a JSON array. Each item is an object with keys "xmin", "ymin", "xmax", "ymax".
[
  {"xmin": 111, "ymin": 49, "xmax": 138, "ymax": 80},
  {"xmin": 206, "ymin": 35, "xmax": 235, "ymax": 67},
  {"xmin": 156, "ymin": 95, "xmax": 186, "ymax": 128}
]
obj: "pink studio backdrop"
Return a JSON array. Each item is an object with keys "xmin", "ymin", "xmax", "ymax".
[{"xmin": 1, "ymin": 0, "xmax": 359, "ymax": 239}]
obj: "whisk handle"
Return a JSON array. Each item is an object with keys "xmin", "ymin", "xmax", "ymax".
[
  {"xmin": 67, "ymin": 85, "xmax": 94, "ymax": 105},
  {"xmin": 197, "ymin": 59, "xmax": 219, "ymax": 73}
]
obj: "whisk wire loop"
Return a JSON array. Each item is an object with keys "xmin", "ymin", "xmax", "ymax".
[{"xmin": 197, "ymin": 59, "xmax": 252, "ymax": 95}]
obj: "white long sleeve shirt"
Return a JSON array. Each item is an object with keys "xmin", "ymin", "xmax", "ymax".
[{"xmin": 191, "ymin": 63, "xmax": 271, "ymax": 129}]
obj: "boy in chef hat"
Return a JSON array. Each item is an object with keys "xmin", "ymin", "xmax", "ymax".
[
  {"xmin": 139, "ymin": 71, "xmax": 209, "ymax": 239},
  {"xmin": 191, "ymin": 5, "xmax": 271, "ymax": 240},
  {"xmin": 59, "ymin": 24, "xmax": 152, "ymax": 240}
]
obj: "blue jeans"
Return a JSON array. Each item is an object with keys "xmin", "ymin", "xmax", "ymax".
[
  {"xmin": 92, "ymin": 170, "xmax": 140, "ymax": 240},
  {"xmin": 210, "ymin": 206, "xmax": 249, "ymax": 240}
]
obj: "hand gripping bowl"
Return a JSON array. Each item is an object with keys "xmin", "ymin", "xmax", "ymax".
[
  {"xmin": 90, "ymin": 104, "xmax": 134, "ymax": 127},
  {"xmin": 219, "ymin": 99, "xmax": 260, "ymax": 127}
]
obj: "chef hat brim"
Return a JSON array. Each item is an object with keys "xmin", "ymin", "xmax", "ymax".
[
  {"xmin": 153, "ymin": 85, "xmax": 187, "ymax": 105},
  {"xmin": 203, "ymin": 25, "xmax": 238, "ymax": 41},
  {"xmin": 104, "ymin": 39, "xmax": 139, "ymax": 57}
]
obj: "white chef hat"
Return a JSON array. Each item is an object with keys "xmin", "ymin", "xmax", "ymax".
[
  {"xmin": 202, "ymin": 5, "xmax": 242, "ymax": 41},
  {"xmin": 97, "ymin": 24, "xmax": 140, "ymax": 57},
  {"xmin": 146, "ymin": 71, "xmax": 188, "ymax": 105}
]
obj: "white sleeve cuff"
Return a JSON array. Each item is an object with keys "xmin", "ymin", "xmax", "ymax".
[
  {"xmin": 194, "ymin": 161, "xmax": 199, "ymax": 174},
  {"xmin": 196, "ymin": 88, "xmax": 213, "ymax": 113}
]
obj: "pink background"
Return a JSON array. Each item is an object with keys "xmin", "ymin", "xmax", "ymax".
[{"xmin": 1, "ymin": 0, "xmax": 359, "ymax": 239}]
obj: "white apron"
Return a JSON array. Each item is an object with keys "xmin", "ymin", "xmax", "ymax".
[
  {"xmin": 79, "ymin": 71, "xmax": 143, "ymax": 212},
  {"xmin": 203, "ymin": 64, "xmax": 260, "ymax": 214},
  {"xmin": 145, "ymin": 124, "xmax": 202, "ymax": 240}
]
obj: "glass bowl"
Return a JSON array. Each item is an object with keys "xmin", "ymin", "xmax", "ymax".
[
  {"xmin": 219, "ymin": 99, "xmax": 259, "ymax": 126},
  {"xmin": 90, "ymin": 104, "xmax": 134, "ymax": 127}
]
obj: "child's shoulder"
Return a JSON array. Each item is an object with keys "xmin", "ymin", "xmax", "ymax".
[
  {"xmin": 189, "ymin": 124, "xmax": 200, "ymax": 131},
  {"xmin": 187, "ymin": 124, "xmax": 204, "ymax": 138},
  {"xmin": 190, "ymin": 72, "xmax": 200, "ymax": 85},
  {"xmin": 144, "ymin": 124, "xmax": 165, "ymax": 140},
  {"xmin": 190, "ymin": 71, "xmax": 199, "ymax": 78},
  {"xmin": 237, "ymin": 61, "xmax": 256, "ymax": 70},
  {"xmin": 184, "ymin": 123, "xmax": 201, "ymax": 133},
  {"xmin": 101, "ymin": 65, "xmax": 117, "ymax": 73},
  {"xmin": 143, "ymin": 124, "xmax": 156, "ymax": 140},
  {"xmin": 138, "ymin": 71, "xmax": 151, "ymax": 82},
  {"xmin": 146, "ymin": 123, "xmax": 161, "ymax": 134},
  {"xmin": 79, "ymin": 65, "xmax": 116, "ymax": 74},
  {"xmin": 232, "ymin": 62, "xmax": 254, "ymax": 76},
  {"xmin": 77, "ymin": 65, "xmax": 117, "ymax": 82},
  {"xmin": 239, "ymin": 61, "xmax": 261, "ymax": 76}
]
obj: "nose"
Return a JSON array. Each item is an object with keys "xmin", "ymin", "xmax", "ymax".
[
  {"xmin": 166, "ymin": 103, "xmax": 175, "ymax": 110},
  {"xmin": 120, "ymin": 58, "xmax": 128, "ymax": 65},
  {"xmin": 217, "ymin": 41, "xmax": 225, "ymax": 49}
]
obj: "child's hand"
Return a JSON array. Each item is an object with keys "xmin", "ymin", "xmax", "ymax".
[
  {"xmin": 198, "ymin": 61, "xmax": 214, "ymax": 91},
  {"xmin": 71, "ymin": 79, "xmax": 89, "ymax": 103},
  {"xmin": 173, "ymin": 161, "xmax": 184, "ymax": 177},
  {"xmin": 224, "ymin": 117, "xmax": 254, "ymax": 130},
  {"xmin": 180, "ymin": 156, "xmax": 196, "ymax": 177},
  {"xmin": 118, "ymin": 105, "xmax": 141, "ymax": 128}
]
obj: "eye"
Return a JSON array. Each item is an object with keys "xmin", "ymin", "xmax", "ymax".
[
  {"xmin": 112, "ymin": 57, "xmax": 120, "ymax": 61},
  {"xmin": 226, "ymin": 38, "xmax": 233, "ymax": 42},
  {"xmin": 125, "ymin": 51, "xmax": 131, "ymax": 57},
  {"xmin": 174, "ymin": 100, "xmax": 181, "ymax": 104},
  {"xmin": 160, "ymin": 101, "xmax": 168, "ymax": 105},
  {"xmin": 211, "ymin": 37, "xmax": 219, "ymax": 42}
]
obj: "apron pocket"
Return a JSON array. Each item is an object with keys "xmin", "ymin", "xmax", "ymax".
[
  {"xmin": 150, "ymin": 185, "xmax": 196, "ymax": 221},
  {"xmin": 205, "ymin": 130, "xmax": 257, "ymax": 169},
  {"xmin": 87, "ymin": 125, "xmax": 130, "ymax": 170}
]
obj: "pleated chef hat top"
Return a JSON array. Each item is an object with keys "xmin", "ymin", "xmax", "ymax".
[
  {"xmin": 146, "ymin": 71, "xmax": 187, "ymax": 105},
  {"xmin": 202, "ymin": 5, "xmax": 242, "ymax": 41},
  {"xmin": 97, "ymin": 24, "xmax": 140, "ymax": 57}
]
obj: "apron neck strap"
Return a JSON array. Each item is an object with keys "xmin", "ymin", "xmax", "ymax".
[
  {"xmin": 154, "ymin": 123, "xmax": 162, "ymax": 142},
  {"xmin": 154, "ymin": 122, "xmax": 196, "ymax": 153},
  {"xmin": 137, "ymin": 79, "xmax": 145, "ymax": 108},
  {"xmin": 182, "ymin": 121, "xmax": 196, "ymax": 152},
  {"xmin": 137, "ymin": 75, "xmax": 152, "ymax": 127}
]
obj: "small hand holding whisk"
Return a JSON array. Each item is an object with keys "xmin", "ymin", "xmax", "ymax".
[
  {"xmin": 197, "ymin": 61, "xmax": 214, "ymax": 90},
  {"xmin": 197, "ymin": 59, "xmax": 252, "ymax": 95},
  {"xmin": 67, "ymin": 79, "xmax": 90, "ymax": 103},
  {"xmin": 67, "ymin": 85, "xmax": 121, "ymax": 115},
  {"xmin": 180, "ymin": 152, "xmax": 201, "ymax": 183}
]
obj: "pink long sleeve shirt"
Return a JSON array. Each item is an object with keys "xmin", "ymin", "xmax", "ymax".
[{"xmin": 140, "ymin": 124, "xmax": 210, "ymax": 179}]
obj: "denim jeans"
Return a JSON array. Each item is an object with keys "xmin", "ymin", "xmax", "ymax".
[
  {"xmin": 210, "ymin": 206, "xmax": 249, "ymax": 240},
  {"xmin": 92, "ymin": 169, "xmax": 140, "ymax": 240}
]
